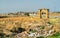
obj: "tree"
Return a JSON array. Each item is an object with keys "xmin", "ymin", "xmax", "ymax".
[{"xmin": 24, "ymin": 13, "xmax": 29, "ymax": 16}]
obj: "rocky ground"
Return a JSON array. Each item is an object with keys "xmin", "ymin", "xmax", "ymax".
[{"xmin": 0, "ymin": 18, "xmax": 60, "ymax": 38}]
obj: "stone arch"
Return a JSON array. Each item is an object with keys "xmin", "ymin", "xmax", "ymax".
[
  {"xmin": 37, "ymin": 8, "xmax": 49, "ymax": 19},
  {"xmin": 40, "ymin": 8, "xmax": 49, "ymax": 19}
]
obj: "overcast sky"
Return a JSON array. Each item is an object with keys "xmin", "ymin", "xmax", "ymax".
[{"xmin": 0, "ymin": 0, "xmax": 60, "ymax": 13}]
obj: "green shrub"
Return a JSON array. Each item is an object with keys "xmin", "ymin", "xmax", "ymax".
[
  {"xmin": 37, "ymin": 36, "xmax": 44, "ymax": 38},
  {"xmin": 47, "ymin": 32, "xmax": 60, "ymax": 38},
  {"xmin": 29, "ymin": 29, "xmax": 37, "ymax": 33}
]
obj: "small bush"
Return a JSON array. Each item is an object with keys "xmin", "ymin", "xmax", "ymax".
[
  {"xmin": 37, "ymin": 36, "xmax": 44, "ymax": 38},
  {"xmin": 47, "ymin": 32, "xmax": 60, "ymax": 38}
]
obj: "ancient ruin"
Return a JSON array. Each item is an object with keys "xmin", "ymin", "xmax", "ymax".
[{"xmin": 0, "ymin": 8, "xmax": 60, "ymax": 38}]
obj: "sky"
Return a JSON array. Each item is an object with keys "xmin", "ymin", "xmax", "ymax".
[{"xmin": 0, "ymin": 0, "xmax": 60, "ymax": 13}]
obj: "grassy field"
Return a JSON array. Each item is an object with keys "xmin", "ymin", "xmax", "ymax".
[{"xmin": 0, "ymin": 18, "xmax": 60, "ymax": 38}]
